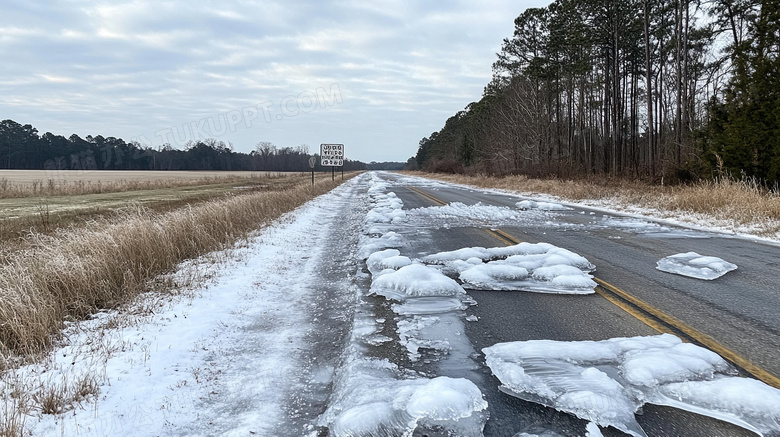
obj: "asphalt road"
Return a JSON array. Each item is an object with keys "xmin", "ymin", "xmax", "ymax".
[{"xmin": 380, "ymin": 174, "xmax": 779, "ymax": 437}]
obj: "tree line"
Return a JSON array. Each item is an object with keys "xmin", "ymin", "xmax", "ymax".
[
  {"xmin": 0, "ymin": 119, "xmax": 368, "ymax": 172},
  {"xmin": 414, "ymin": 0, "xmax": 779, "ymax": 185}
]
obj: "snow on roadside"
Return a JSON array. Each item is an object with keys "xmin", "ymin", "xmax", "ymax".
[
  {"xmin": 392, "ymin": 172, "xmax": 780, "ymax": 243},
  {"xmin": 5, "ymin": 176, "xmax": 365, "ymax": 437},
  {"xmin": 656, "ymin": 252, "xmax": 738, "ymax": 280},
  {"xmin": 516, "ymin": 200, "xmax": 572, "ymax": 211},
  {"xmin": 483, "ymin": 334, "xmax": 780, "ymax": 437}
]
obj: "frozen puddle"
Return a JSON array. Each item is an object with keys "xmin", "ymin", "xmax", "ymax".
[
  {"xmin": 656, "ymin": 252, "xmax": 737, "ymax": 280},
  {"xmin": 483, "ymin": 334, "xmax": 780, "ymax": 437}
]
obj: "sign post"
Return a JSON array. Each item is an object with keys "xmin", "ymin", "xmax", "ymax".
[
  {"xmin": 319, "ymin": 144, "xmax": 345, "ymax": 181},
  {"xmin": 308, "ymin": 156, "xmax": 316, "ymax": 186}
]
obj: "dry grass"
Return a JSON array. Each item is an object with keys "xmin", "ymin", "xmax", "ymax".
[
  {"xmin": 0, "ymin": 171, "xmax": 285, "ymax": 199},
  {"xmin": 0, "ymin": 171, "xmax": 356, "ymax": 436},
  {"xmin": 413, "ymin": 172, "xmax": 780, "ymax": 237},
  {"xmin": 0, "ymin": 173, "xmax": 310, "ymax": 256},
  {"xmin": 0, "ymin": 175, "xmax": 352, "ymax": 369}
]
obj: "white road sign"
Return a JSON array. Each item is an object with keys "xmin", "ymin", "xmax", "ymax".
[
  {"xmin": 321, "ymin": 158, "xmax": 344, "ymax": 166},
  {"xmin": 320, "ymin": 143, "xmax": 345, "ymax": 166}
]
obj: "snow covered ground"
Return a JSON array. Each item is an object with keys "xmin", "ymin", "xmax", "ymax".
[{"xmin": 4, "ymin": 171, "xmax": 780, "ymax": 437}]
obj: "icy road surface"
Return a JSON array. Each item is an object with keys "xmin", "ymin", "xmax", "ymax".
[{"xmin": 6, "ymin": 171, "xmax": 780, "ymax": 437}]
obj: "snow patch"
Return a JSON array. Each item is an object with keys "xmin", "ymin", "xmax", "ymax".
[{"xmin": 517, "ymin": 200, "xmax": 572, "ymax": 211}]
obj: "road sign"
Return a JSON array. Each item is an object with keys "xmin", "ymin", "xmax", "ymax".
[
  {"xmin": 321, "ymin": 158, "xmax": 344, "ymax": 166},
  {"xmin": 320, "ymin": 144, "xmax": 344, "ymax": 166},
  {"xmin": 308, "ymin": 156, "xmax": 317, "ymax": 169}
]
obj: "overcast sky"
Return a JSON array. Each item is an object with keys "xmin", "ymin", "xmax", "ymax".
[{"xmin": 1, "ymin": 0, "xmax": 549, "ymax": 163}]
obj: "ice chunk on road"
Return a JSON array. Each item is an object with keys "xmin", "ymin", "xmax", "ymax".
[
  {"xmin": 370, "ymin": 263, "xmax": 465, "ymax": 300},
  {"xmin": 483, "ymin": 334, "xmax": 780, "ymax": 437},
  {"xmin": 366, "ymin": 249, "xmax": 411, "ymax": 276},
  {"xmin": 366, "ymin": 191, "xmax": 407, "ymax": 224},
  {"xmin": 459, "ymin": 264, "xmax": 529, "ymax": 287},
  {"xmin": 516, "ymin": 200, "xmax": 572, "ymax": 211},
  {"xmin": 656, "ymin": 252, "xmax": 737, "ymax": 280},
  {"xmin": 322, "ymin": 356, "xmax": 487, "ymax": 437},
  {"xmin": 424, "ymin": 242, "xmax": 595, "ymax": 272},
  {"xmin": 424, "ymin": 242, "xmax": 597, "ymax": 294},
  {"xmin": 657, "ymin": 377, "xmax": 780, "ymax": 436},
  {"xmin": 412, "ymin": 201, "xmax": 522, "ymax": 223}
]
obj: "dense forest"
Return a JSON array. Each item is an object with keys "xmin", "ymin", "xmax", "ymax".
[
  {"xmin": 0, "ymin": 119, "xmax": 369, "ymax": 172},
  {"xmin": 414, "ymin": 0, "xmax": 779, "ymax": 185}
]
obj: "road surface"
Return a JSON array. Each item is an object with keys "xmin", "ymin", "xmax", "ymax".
[{"xmin": 373, "ymin": 172, "xmax": 780, "ymax": 436}]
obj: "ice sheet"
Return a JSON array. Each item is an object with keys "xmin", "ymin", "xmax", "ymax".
[
  {"xmin": 484, "ymin": 334, "xmax": 780, "ymax": 437},
  {"xmin": 656, "ymin": 252, "xmax": 737, "ymax": 280}
]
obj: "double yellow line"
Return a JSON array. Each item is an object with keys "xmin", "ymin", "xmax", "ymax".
[
  {"xmin": 408, "ymin": 185, "xmax": 780, "ymax": 389},
  {"xmin": 407, "ymin": 186, "xmax": 447, "ymax": 206}
]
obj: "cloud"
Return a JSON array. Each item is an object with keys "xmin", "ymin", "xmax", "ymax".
[{"xmin": 0, "ymin": 0, "xmax": 549, "ymax": 162}]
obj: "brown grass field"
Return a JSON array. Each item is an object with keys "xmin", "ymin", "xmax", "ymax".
[
  {"xmin": 0, "ymin": 171, "xmax": 357, "ymax": 362},
  {"xmin": 0, "ymin": 171, "xmax": 314, "ymax": 251},
  {"xmin": 0, "ymin": 169, "xmax": 283, "ymax": 184},
  {"xmin": 0, "ymin": 170, "xmax": 288, "ymax": 198}
]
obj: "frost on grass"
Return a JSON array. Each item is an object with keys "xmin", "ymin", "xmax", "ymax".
[
  {"xmin": 422, "ymin": 242, "xmax": 597, "ymax": 294},
  {"xmin": 656, "ymin": 252, "xmax": 737, "ymax": 280},
  {"xmin": 483, "ymin": 334, "xmax": 780, "ymax": 437}
]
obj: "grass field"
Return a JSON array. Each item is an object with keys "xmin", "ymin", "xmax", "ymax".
[
  {"xmin": 0, "ymin": 171, "xmax": 318, "ymax": 252},
  {"xmin": 1, "ymin": 170, "xmax": 358, "ymax": 360},
  {"xmin": 0, "ymin": 170, "xmax": 287, "ymax": 198},
  {"xmin": 0, "ymin": 170, "xmax": 283, "ymax": 184}
]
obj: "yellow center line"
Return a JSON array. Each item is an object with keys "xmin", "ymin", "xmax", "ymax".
[
  {"xmin": 495, "ymin": 226, "xmax": 780, "ymax": 389},
  {"xmin": 407, "ymin": 186, "xmax": 447, "ymax": 206},
  {"xmin": 402, "ymin": 187, "xmax": 780, "ymax": 388}
]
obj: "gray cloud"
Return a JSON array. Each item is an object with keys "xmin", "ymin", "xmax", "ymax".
[{"xmin": 1, "ymin": 0, "xmax": 549, "ymax": 162}]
